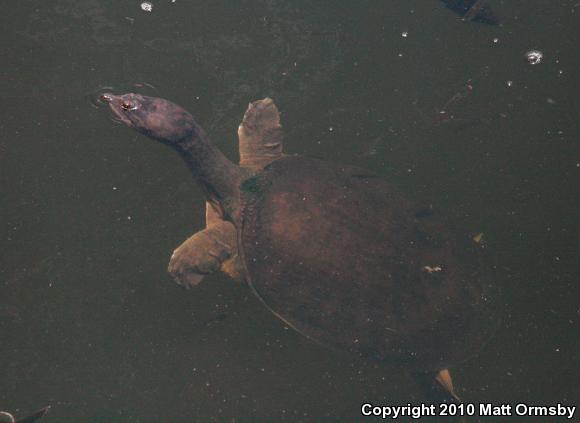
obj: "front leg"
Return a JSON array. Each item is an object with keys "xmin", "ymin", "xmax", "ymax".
[{"xmin": 168, "ymin": 220, "xmax": 241, "ymax": 288}]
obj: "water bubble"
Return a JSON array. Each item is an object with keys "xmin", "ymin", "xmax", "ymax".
[
  {"xmin": 525, "ymin": 50, "xmax": 543, "ymax": 65},
  {"xmin": 401, "ymin": 31, "xmax": 408, "ymax": 38},
  {"xmin": 141, "ymin": 2, "xmax": 153, "ymax": 12}
]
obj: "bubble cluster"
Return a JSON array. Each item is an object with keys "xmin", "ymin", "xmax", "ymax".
[
  {"xmin": 141, "ymin": 2, "xmax": 153, "ymax": 12},
  {"xmin": 525, "ymin": 50, "xmax": 543, "ymax": 65}
]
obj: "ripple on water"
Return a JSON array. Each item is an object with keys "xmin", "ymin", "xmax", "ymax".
[{"xmin": 88, "ymin": 82, "xmax": 159, "ymax": 109}]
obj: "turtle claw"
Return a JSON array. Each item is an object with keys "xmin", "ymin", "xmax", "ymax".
[
  {"xmin": 168, "ymin": 246, "xmax": 211, "ymax": 288},
  {"xmin": 171, "ymin": 270, "xmax": 206, "ymax": 289},
  {"xmin": 241, "ymin": 98, "xmax": 279, "ymax": 132}
]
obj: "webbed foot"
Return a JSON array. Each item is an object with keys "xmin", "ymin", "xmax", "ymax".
[
  {"xmin": 238, "ymin": 98, "xmax": 284, "ymax": 170},
  {"xmin": 168, "ymin": 220, "xmax": 242, "ymax": 288}
]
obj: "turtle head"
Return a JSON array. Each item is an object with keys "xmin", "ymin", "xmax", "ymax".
[{"xmin": 102, "ymin": 93, "xmax": 196, "ymax": 147}]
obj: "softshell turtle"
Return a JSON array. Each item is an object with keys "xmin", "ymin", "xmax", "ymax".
[
  {"xmin": 0, "ymin": 407, "xmax": 49, "ymax": 423},
  {"xmin": 102, "ymin": 93, "xmax": 498, "ymax": 400},
  {"xmin": 440, "ymin": 0, "xmax": 499, "ymax": 25}
]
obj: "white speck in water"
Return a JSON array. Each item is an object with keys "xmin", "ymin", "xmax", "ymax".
[
  {"xmin": 525, "ymin": 50, "xmax": 543, "ymax": 65},
  {"xmin": 141, "ymin": 2, "xmax": 153, "ymax": 12},
  {"xmin": 506, "ymin": 80, "xmax": 513, "ymax": 87},
  {"xmin": 492, "ymin": 37, "xmax": 499, "ymax": 44},
  {"xmin": 401, "ymin": 31, "xmax": 408, "ymax": 38},
  {"xmin": 127, "ymin": 216, "xmax": 132, "ymax": 220},
  {"xmin": 112, "ymin": 186, "xmax": 118, "ymax": 191},
  {"xmin": 329, "ymin": 126, "xmax": 334, "ymax": 132}
]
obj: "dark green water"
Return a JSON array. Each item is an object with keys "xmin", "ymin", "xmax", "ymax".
[{"xmin": 1, "ymin": 1, "xmax": 578, "ymax": 422}]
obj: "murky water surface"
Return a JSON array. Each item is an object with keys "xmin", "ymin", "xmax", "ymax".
[{"xmin": 1, "ymin": 1, "xmax": 577, "ymax": 422}]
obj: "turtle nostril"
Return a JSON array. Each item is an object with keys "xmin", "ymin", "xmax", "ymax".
[{"xmin": 100, "ymin": 93, "xmax": 114, "ymax": 103}]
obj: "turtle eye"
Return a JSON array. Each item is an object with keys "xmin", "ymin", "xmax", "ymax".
[{"xmin": 121, "ymin": 101, "xmax": 133, "ymax": 111}]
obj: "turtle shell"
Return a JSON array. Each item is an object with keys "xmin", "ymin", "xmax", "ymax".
[{"xmin": 239, "ymin": 156, "xmax": 498, "ymax": 371}]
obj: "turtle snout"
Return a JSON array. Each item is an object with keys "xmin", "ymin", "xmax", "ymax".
[
  {"xmin": 100, "ymin": 93, "xmax": 122, "ymax": 109},
  {"xmin": 101, "ymin": 93, "xmax": 130, "ymax": 110},
  {"xmin": 101, "ymin": 93, "xmax": 134, "ymax": 126},
  {"xmin": 100, "ymin": 93, "xmax": 113, "ymax": 102}
]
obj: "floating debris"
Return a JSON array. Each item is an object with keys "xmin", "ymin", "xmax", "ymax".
[
  {"xmin": 440, "ymin": 0, "xmax": 499, "ymax": 25},
  {"xmin": 525, "ymin": 50, "xmax": 543, "ymax": 65},
  {"xmin": 140, "ymin": 2, "xmax": 153, "ymax": 12},
  {"xmin": 433, "ymin": 81, "xmax": 474, "ymax": 126},
  {"xmin": 431, "ymin": 65, "xmax": 498, "ymax": 127},
  {"xmin": 473, "ymin": 232, "xmax": 484, "ymax": 243},
  {"xmin": 423, "ymin": 265, "xmax": 443, "ymax": 274}
]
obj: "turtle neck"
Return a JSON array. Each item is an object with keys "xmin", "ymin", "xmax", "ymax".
[{"xmin": 174, "ymin": 122, "xmax": 243, "ymax": 221}]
